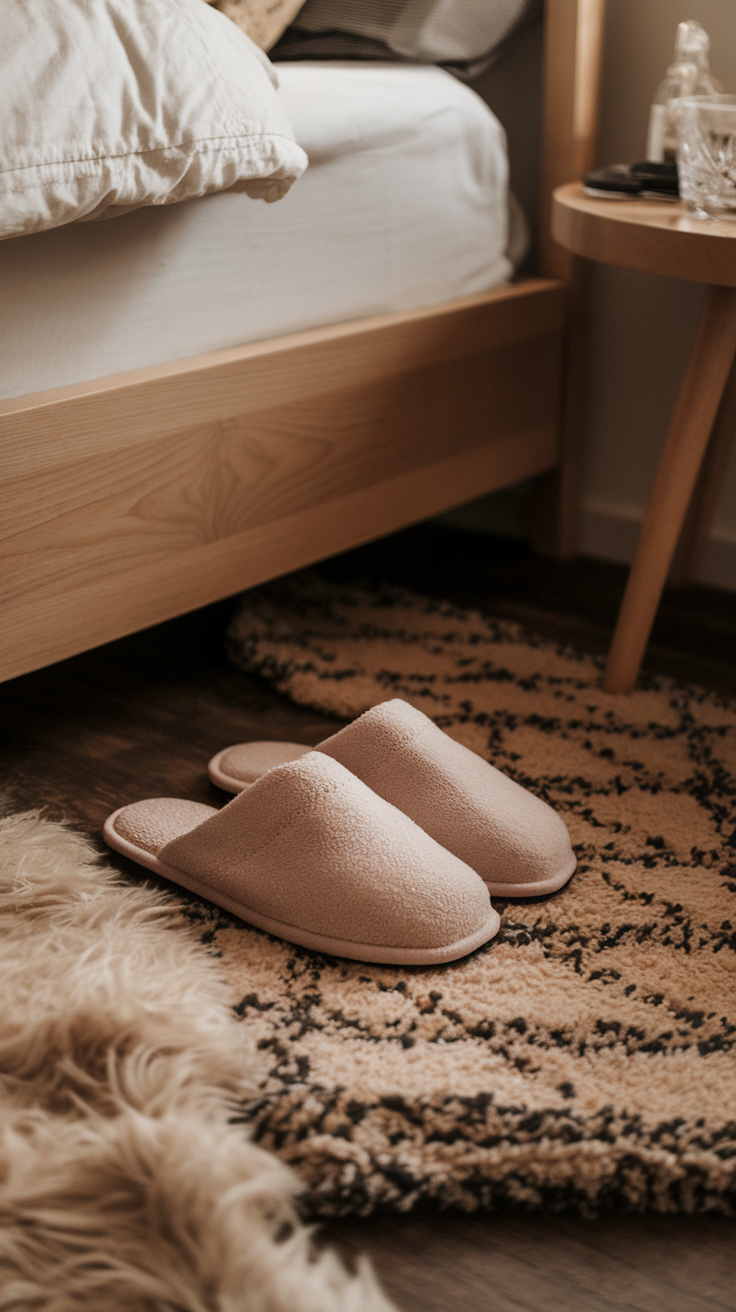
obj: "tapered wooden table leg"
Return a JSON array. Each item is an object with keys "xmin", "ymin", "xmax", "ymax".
[
  {"xmin": 669, "ymin": 352, "xmax": 736, "ymax": 586},
  {"xmin": 604, "ymin": 284, "xmax": 736, "ymax": 694}
]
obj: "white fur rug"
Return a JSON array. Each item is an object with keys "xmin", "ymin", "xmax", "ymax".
[{"xmin": 0, "ymin": 808, "xmax": 395, "ymax": 1312}]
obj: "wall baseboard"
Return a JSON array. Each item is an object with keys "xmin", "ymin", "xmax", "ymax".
[{"xmin": 579, "ymin": 497, "xmax": 736, "ymax": 593}]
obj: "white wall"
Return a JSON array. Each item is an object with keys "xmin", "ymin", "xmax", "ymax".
[{"xmin": 580, "ymin": 0, "xmax": 736, "ymax": 590}]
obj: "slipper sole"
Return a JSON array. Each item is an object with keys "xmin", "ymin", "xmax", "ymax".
[
  {"xmin": 483, "ymin": 856, "xmax": 577, "ymax": 900},
  {"xmin": 103, "ymin": 807, "xmax": 501, "ymax": 966},
  {"xmin": 208, "ymin": 747, "xmax": 254, "ymax": 793}
]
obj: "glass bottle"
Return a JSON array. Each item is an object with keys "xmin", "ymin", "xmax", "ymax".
[{"xmin": 646, "ymin": 21, "xmax": 721, "ymax": 162}]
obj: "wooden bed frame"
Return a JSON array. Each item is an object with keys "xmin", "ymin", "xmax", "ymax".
[{"xmin": 0, "ymin": 0, "xmax": 605, "ymax": 685}]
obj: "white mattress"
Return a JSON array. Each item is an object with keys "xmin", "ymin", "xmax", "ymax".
[{"xmin": 0, "ymin": 63, "xmax": 520, "ymax": 401}]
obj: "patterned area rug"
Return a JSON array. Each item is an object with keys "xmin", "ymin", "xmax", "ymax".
[{"xmin": 199, "ymin": 573, "xmax": 736, "ymax": 1217}]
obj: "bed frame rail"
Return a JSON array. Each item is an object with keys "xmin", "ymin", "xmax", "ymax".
[{"xmin": 1, "ymin": 281, "xmax": 564, "ymax": 682}]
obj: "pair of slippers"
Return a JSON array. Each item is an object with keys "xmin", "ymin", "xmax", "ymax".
[{"xmin": 104, "ymin": 699, "xmax": 576, "ymax": 966}]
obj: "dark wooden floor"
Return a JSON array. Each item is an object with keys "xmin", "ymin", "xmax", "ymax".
[
  {"xmin": 1, "ymin": 525, "xmax": 734, "ymax": 1311},
  {"xmin": 321, "ymin": 524, "xmax": 736, "ymax": 698},
  {"xmin": 321, "ymin": 1210, "xmax": 736, "ymax": 1312}
]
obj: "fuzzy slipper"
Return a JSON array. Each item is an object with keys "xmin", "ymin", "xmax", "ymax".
[
  {"xmin": 104, "ymin": 751, "xmax": 499, "ymax": 965},
  {"xmin": 208, "ymin": 700, "xmax": 576, "ymax": 899}
]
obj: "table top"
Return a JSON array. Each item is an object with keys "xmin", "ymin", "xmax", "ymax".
[{"xmin": 552, "ymin": 182, "xmax": 736, "ymax": 287}]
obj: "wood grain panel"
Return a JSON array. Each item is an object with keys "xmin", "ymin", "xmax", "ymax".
[
  {"xmin": 2, "ymin": 334, "xmax": 561, "ymax": 602},
  {"xmin": 0, "ymin": 281, "xmax": 562, "ymax": 477},
  {"xmin": 0, "ymin": 284, "xmax": 565, "ymax": 682},
  {"xmin": 1, "ymin": 422, "xmax": 559, "ymax": 683}
]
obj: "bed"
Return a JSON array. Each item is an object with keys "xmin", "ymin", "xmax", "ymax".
[{"xmin": 0, "ymin": 0, "xmax": 605, "ymax": 684}]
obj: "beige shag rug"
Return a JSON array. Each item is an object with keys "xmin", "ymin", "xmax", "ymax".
[
  {"xmin": 215, "ymin": 573, "xmax": 736, "ymax": 1218},
  {"xmin": 0, "ymin": 808, "xmax": 395, "ymax": 1310}
]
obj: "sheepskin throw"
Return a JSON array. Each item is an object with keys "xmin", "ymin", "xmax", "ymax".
[
  {"xmin": 0, "ymin": 808, "xmax": 394, "ymax": 1310},
  {"xmin": 219, "ymin": 573, "xmax": 736, "ymax": 1217}
]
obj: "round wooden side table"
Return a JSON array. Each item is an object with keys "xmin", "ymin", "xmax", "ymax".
[{"xmin": 552, "ymin": 182, "xmax": 736, "ymax": 693}]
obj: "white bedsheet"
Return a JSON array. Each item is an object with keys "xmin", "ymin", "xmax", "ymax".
[{"xmin": 0, "ymin": 63, "xmax": 519, "ymax": 401}]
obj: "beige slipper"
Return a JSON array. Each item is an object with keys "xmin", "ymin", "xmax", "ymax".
[
  {"xmin": 104, "ymin": 751, "xmax": 499, "ymax": 965},
  {"xmin": 209, "ymin": 700, "xmax": 576, "ymax": 899}
]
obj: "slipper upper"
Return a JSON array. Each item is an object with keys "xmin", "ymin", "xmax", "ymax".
[
  {"xmin": 317, "ymin": 699, "xmax": 576, "ymax": 890},
  {"xmin": 159, "ymin": 751, "xmax": 493, "ymax": 951}
]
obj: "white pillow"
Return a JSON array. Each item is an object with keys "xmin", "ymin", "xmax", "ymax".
[{"xmin": 0, "ymin": 0, "xmax": 308, "ymax": 241}]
